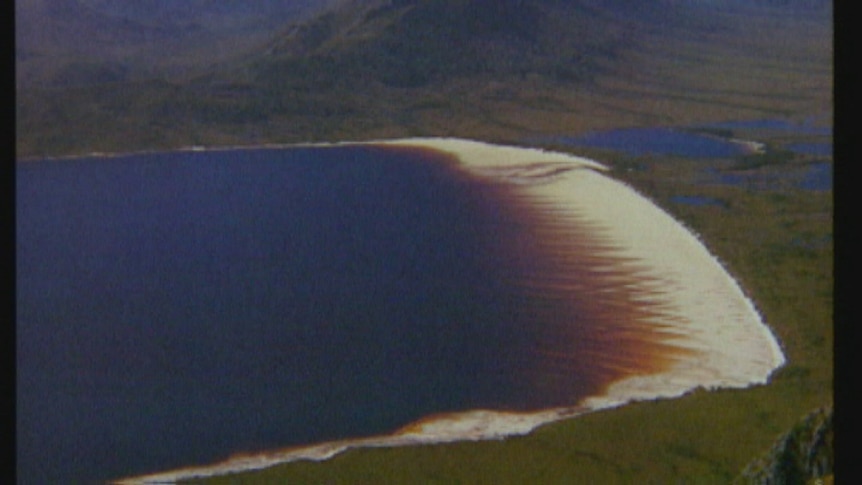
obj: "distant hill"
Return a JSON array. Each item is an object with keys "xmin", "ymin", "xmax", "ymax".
[
  {"xmin": 226, "ymin": 0, "xmax": 745, "ymax": 89},
  {"xmin": 15, "ymin": 0, "xmax": 832, "ymax": 158},
  {"xmin": 15, "ymin": 0, "xmax": 340, "ymax": 87}
]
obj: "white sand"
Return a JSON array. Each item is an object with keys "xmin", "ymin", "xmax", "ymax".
[
  {"xmin": 730, "ymin": 137, "xmax": 767, "ymax": 154},
  {"xmin": 115, "ymin": 137, "xmax": 785, "ymax": 484}
]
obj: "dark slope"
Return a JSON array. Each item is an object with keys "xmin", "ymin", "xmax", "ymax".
[
  {"xmin": 244, "ymin": 0, "xmax": 706, "ymax": 88},
  {"xmin": 16, "ymin": 0, "xmax": 832, "ymax": 158},
  {"xmin": 74, "ymin": 0, "xmax": 328, "ymax": 29},
  {"xmin": 15, "ymin": 0, "xmax": 339, "ymax": 88}
]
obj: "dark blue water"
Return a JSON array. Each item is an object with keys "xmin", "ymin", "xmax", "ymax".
[
  {"xmin": 701, "ymin": 119, "xmax": 833, "ymax": 136},
  {"xmin": 550, "ymin": 128, "xmax": 747, "ymax": 158},
  {"xmin": 786, "ymin": 142, "xmax": 832, "ymax": 157},
  {"xmin": 705, "ymin": 162, "xmax": 832, "ymax": 192},
  {"xmin": 19, "ymin": 146, "xmax": 656, "ymax": 484},
  {"xmin": 16, "ymin": 147, "xmax": 519, "ymax": 483},
  {"xmin": 798, "ymin": 162, "xmax": 833, "ymax": 191}
]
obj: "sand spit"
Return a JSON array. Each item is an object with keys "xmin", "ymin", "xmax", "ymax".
[
  {"xmin": 729, "ymin": 137, "xmax": 767, "ymax": 155},
  {"xmin": 688, "ymin": 130, "xmax": 766, "ymax": 156},
  {"xmin": 116, "ymin": 138, "xmax": 785, "ymax": 484}
]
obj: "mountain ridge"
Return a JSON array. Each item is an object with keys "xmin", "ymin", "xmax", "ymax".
[
  {"xmin": 15, "ymin": 0, "xmax": 342, "ymax": 88},
  {"xmin": 15, "ymin": 0, "xmax": 832, "ymax": 158}
]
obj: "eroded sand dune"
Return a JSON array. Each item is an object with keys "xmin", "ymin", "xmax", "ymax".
[{"xmin": 116, "ymin": 138, "xmax": 785, "ymax": 484}]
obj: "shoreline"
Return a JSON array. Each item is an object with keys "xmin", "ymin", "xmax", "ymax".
[
  {"xmin": 15, "ymin": 131, "xmax": 766, "ymax": 164},
  {"xmin": 114, "ymin": 138, "xmax": 785, "ymax": 484}
]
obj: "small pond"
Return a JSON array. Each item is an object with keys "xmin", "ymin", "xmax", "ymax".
[
  {"xmin": 547, "ymin": 128, "xmax": 751, "ymax": 158},
  {"xmin": 786, "ymin": 142, "xmax": 832, "ymax": 157},
  {"xmin": 700, "ymin": 119, "xmax": 832, "ymax": 136},
  {"xmin": 704, "ymin": 162, "xmax": 832, "ymax": 192},
  {"xmin": 798, "ymin": 162, "xmax": 833, "ymax": 191}
]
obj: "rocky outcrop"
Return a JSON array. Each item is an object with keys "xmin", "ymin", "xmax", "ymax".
[{"xmin": 737, "ymin": 406, "xmax": 833, "ymax": 484}]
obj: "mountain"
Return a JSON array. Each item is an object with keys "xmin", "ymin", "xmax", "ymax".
[
  {"xmin": 228, "ymin": 0, "xmax": 725, "ymax": 89},
  {"xmin": 15, "ymin": 0, "xmax": 832, "ymax": 158},
  {"xmin": 15, "ymin": 0, "xmax": 341, "ymax": 87}
]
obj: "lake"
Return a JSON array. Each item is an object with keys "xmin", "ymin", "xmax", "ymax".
[
  {"xmin": 700, "ymin": 118, "xmax": 832, "ymax": 136},
  {"xmin": 704, "ymin": 162, "xmax": 832, "ymax": 192},
  {"xmin": 542, "ymin": 127, "xmax": 752, "ymax": 158},
  {"xmin": 786, "ymin": 142, "xmax": 832, "ymax": 157},
  {"xmin": 17, "ymin": 145, "xmax": 645, "ymax": 484}
]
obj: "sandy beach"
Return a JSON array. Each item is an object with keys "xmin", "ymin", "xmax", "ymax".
[{"xmin": 115, "ymin": 138, "xmax": 785, "ymax": 484}]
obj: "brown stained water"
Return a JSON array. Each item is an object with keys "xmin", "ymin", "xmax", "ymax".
[
  {"xmin": 385, "ymin": 145, "xmax": 693, "ymax": 411},
  {"xmin": 473, "ymin": 185, "xmax": 693, "ymax": 408},
  {"xmin": 19, "ymin": 144, "xmax": 695, "ymax": 484}
]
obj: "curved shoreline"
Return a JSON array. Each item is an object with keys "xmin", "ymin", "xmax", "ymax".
[{"xmin": 114, "ymin": 138, "xmax": 785, "ymax": 484}]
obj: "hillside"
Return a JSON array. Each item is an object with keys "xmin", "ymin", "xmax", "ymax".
[
  {"xmin": 16, "ymin": 0, "xmax": 831, "ymax": 158},
  {"xmin": 15, "ymin": 0, "xmax": 340, "ymax": 89}
]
